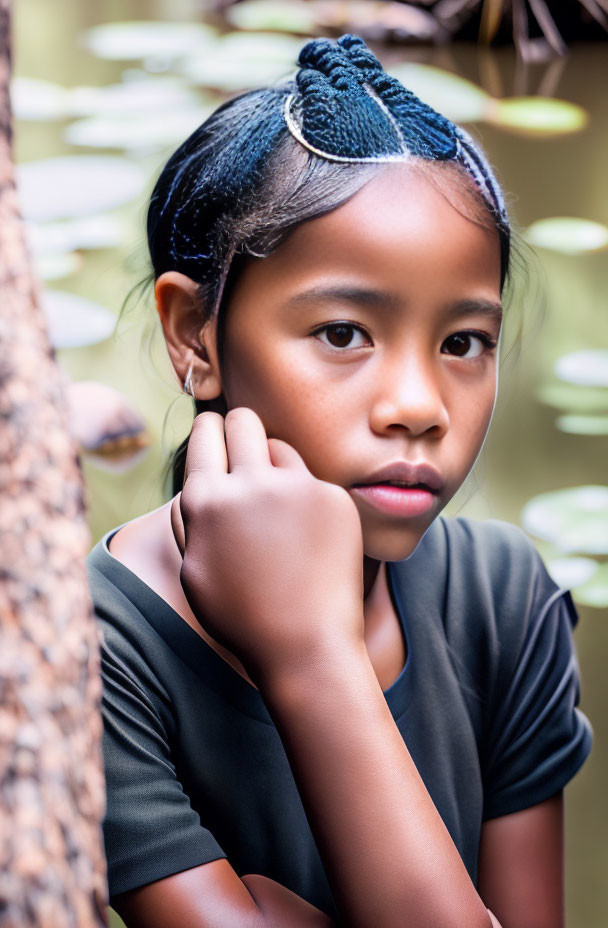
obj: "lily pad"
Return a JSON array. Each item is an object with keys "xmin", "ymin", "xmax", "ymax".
[
  {"xmin": 387, "ymin": 64, "xmax": 490, "ymax": 124},
  {"xmin": 27, "ymin": 215, "xmax": 128, "ymax": 256},
  {"xmin": 65, "ymin": 109, "xmax": 211, "ymax": 152},
  {"xmin": 524, "ymin": 217, "xmax": 608, "ymax": 255},
  {"xmin": 226, "ymin": 0, "xmax": 317, "ymax": 33},
  {"xmin": 11, "ymin": 77, "xmax": 70, "ymax": 121},
  {"xmin": 183, "ymin": 57, "xmax": 294, "ymax": 91},
  {"xmin": 521, "ymin": 486, "xmax": 608, "ymax": 555},
  {"xmin": 17, "ymin": 156, "xmax": 146, "ymax": 222},
  {"xmin": 82, "ymin": 21, "xmax": 217, "ymax": 62},
  {"xmin": 181, "ymin": 32, "xmax": 302, "ymax": 91},
  {"xmin": 536, "ymin": 382, "xmax": 608, "ymax": 413},
  {"xmin": 490, "ymin": 97, "xmax": 588, "ymax": 136},
  {"xmin": 556, "ymin": 414, "xmax": 608, "ymax": 435},
  {"xmin": 554, "ymin": 351, "xmax": 608, "ymax": 388},
  {"xmin": 69, "ymin": 77, "xmax": 204, "ymax": 117},
  {"xmin": 571, "ymin": 563, "xmax": 608, "ymax": 608},
  {"xmin": 42, "ymin": 290, "xmax": 116, "ymax": 348},
  {"xmin": 209, "ymin": 31, "xmax": 304, "ymax": 62},
  {"xmin": 546, "ymin": 555, "xmax": 608, "ymax": 609},
  {"xmin": 545, "ymin": 556, "xmax": 599, "ymax": 590},
  {"xmin": 35, "ymin": 252, "xmax": 82, "ymax": 281}
]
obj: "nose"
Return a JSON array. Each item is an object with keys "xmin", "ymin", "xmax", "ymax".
[{"xmin": 369, "ymin": 354, "xmax": 449, "ymax": 437}]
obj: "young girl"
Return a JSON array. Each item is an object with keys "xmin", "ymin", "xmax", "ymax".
[{"xmin": 87, "ymin": 34, "xmax": 592, "ymax": 928}]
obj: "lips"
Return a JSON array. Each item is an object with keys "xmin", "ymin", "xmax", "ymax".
[{"xmin": 351, "ymin": 460, "xmax": 444, "ymax": 494}]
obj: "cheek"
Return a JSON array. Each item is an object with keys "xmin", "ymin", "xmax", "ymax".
[
  {"xmin": 222, "ymin": 343, "xmax": 336, "ymax": 463},
  {"xmin": 453, "ymin": 377, "xmax": 497, "ymax": 461},
  {"xmin": 267, "ymin": 399, "xmax": 351, "ymax": 482}
]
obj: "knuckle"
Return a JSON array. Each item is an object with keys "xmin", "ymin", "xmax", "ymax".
[
  {"xmin": 180, "ymin": 554, "xmax": 205, "ymax": 591},
  {"xmin": 320, "ymin": 481, "xmax": 350, "ymax": 511},
  {"xmin": 181, "ymin": 476, "xmax": 235, "ymax": 521},
  {"xmin": 179, "ymin": 478, "xmax": 210, "ymax": 515}
]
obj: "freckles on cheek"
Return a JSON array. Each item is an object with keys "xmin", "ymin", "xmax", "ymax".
[
  {"xmin": 261, "ymin": 364, "xmax": 335, "ymax": 426},
  {"xmin": 462, "ymin": 395, "xmax": 496, "ymax": 456},
  {"xmin": 463, "ymin": 376, "xmax": 497, "ymax": 424},
  {"xmin": 231, "ymin": 375, "xmax": 314, "ymax": 451}
]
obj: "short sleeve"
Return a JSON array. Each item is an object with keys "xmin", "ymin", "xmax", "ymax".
[
  {"xmin": 482, "ymin": 578, "xmax": 593, "ymax": 821},
  {"xmin": 100, "ymin": 624, "xmax": 227, "ymax": 898}
]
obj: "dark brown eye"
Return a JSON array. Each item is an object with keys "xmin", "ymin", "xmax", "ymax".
[
  {"xmin": 442, "ymin": 333, "xmax": 485, "ymax": 359},
  {"xmin": 326, "ymin": 325, "xmax": 354, "ymax": 347},
  {"xmin": 316, "ymin": 323, "xmax": 369, "ymax": 350}
]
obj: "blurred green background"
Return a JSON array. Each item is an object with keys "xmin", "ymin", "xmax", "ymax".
[{"xmin": 12, "ymin": 1, "xmax": 607, "ymax": 925}]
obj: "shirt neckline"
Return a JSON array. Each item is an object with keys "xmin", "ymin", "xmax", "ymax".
[{"xmin": 93, "ymin": 523, "xmax": 414, "ymax": 723}]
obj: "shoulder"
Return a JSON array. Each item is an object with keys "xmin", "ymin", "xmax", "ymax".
[
  {"xmin": 440, "ymin": 514, "xmax": 549, "ymax": 580},
  {"xmin": 87, "ymin": 527, "xmax": 176, "ymax": 713},
  {"xmin": 414, "ymin": 516, "xmax": 580, "ymax": 695},
  {"xmin": 98, "ymin": 502, "xmax": 179, "ymax": 592},
  {"xmin": 439, "ymin": 516, "xmax": 585, "ymax": 707},
  {"xmin": 87, "ymin": 502, "xmax": 178, "ymax": 628},
  {"xmin": 394, "ymin": 514, "xmax": 566, "ymax": 630},
  {"xmin": 437, "ymin": 514, "xmax": 570, "ymax": 624},
  {"xmin": 87, "ymin": 528, "xmax": 151, "ymax": 645}
]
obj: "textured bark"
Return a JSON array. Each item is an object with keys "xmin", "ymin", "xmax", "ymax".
[{"xmin": 0, "ymin": 1, "xmax": 108, "ymax": 925}]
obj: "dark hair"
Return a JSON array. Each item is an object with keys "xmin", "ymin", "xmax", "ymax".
[
  {"xmin": 145, "ymin": 42, "xmax": 513, "ymax": 496},
  {"xmin": 148, "ymin": 86, "xmax": 385, "ymax": 363}
]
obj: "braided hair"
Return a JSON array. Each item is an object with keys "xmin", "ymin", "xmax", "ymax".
[{"xmin": 146, "ymin": 34, "xmax": 511, "ymax": 494}]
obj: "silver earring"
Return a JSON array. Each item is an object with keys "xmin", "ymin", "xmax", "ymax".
[{"xmin": 183, "ymin": 361, "xmax": 195, "ymax": 397}]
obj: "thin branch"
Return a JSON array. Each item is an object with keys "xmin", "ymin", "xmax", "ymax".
[
  {"xmin": 512, "ymin": 0, "xmax": 531, "ymax": 59},
  {"xmin": 536, "ymin": 54, "xmax": 567, "ymax": 97},
  {"xmin": 433, "ymin": 0, "xmax": 481, "ymax": 32},
  {"xmin": 479, "ymin": 0, "xmax": 507, "ymax": 44},
  {"xmin": 528, "ymin": 0, "xmax": 568, "ymax": 55},
  {"xmin": 577, "ymin": 0, "xmax": 608, "ymax": 28}
]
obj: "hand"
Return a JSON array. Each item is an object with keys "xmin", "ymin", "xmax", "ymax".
[{"xmin": 170, "ymin": 408, "xmax": 365, "ymax": 683}]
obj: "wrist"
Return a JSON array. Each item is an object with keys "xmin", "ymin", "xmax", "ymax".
[{"xmin": 254, "ymin": 632, "xmax": 372, "ymax": 711}]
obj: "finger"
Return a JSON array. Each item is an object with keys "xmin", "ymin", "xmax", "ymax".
[
  {"xmin": 170, "ymin": 493, "xmax": 185, "ymax": 557},
  {"xmin": 224, "ymin": 407, "xmax": 271, "ymax": 471},
  {"xmin": 267, "ymin": 437, "xmax": 310, "ymax": 472},
  {"xmin": 184, "ymin": 411, "xmax": 228, "ymax": 480}
]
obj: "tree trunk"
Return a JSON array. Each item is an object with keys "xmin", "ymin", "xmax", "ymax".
[{"xmin": 0, "ymin": 1, "xmax": 108, "ymax": 925}]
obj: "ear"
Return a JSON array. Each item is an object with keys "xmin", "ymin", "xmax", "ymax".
[{"xmin": 155, "ymin": 271, "xmax": 223, "ymax": 401}]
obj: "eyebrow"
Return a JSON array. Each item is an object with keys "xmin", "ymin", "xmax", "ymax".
[
  {"xmin": 285, "ymin": 285, "xmax": 503, "ymax": 325},
  {"xmin": 285, "ymin": 285, "xmax": 400, "ymax": 312},
  {"xmin": 445, "ymin": 299, "xmax": 503, "ymax": 326}
]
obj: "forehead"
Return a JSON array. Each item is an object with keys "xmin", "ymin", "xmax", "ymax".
[{"xmin": 248, "ymin": 163, "xmax": 502, "ymax": 301}]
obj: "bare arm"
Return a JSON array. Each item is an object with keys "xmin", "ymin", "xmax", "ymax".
[
  {"xmin": 112, "ymin": 858, "xmax": 335, "ymax": 928},
  {"xmin": 169, "ymin": 408, "xmax": 500, "ymax": 928},
  {"xmin": 256, "ymin": 636, "xmax": 496, "ymax": 928},
  {"xmin": 478, "ymin": 792, "xmax": 564, "ymax": 928}
]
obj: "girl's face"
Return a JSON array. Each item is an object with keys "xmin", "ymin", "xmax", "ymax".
[{"xmin": 219, "ymin": 164, "xmax": 503, "ymax": 561}]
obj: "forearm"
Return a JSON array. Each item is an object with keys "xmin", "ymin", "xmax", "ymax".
[
  {"xmin": 113, "ymin": 861, "xmax": 337, "ymax": 928},
  {"xmin": 258, "ymin": 640, "xmax": 493, "ymax": 928}
]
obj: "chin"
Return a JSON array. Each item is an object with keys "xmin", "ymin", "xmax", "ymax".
[{"xmin": 362, "ymin": 520, "xmax": 433, "ymax": 563}]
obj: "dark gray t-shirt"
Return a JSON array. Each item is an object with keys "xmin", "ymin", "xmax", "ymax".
[{"xmin": 87, "ymin": 515, "xmax": 592, "ymax": 917}]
